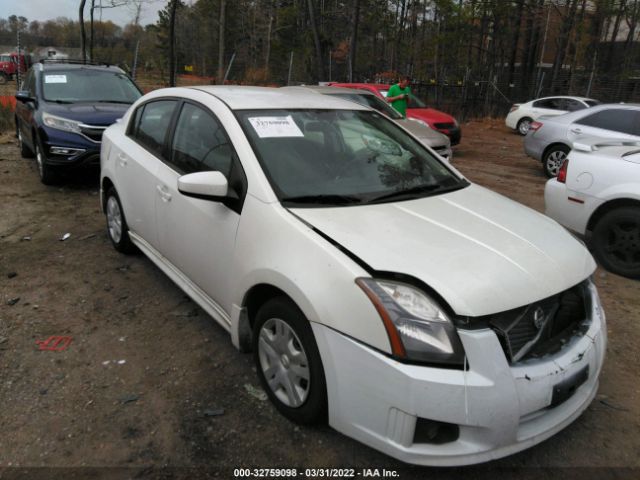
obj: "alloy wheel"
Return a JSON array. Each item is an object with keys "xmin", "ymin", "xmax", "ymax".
[{"xmin": 546, "ymin": 150, "xmax": 568, "ymax": 177}]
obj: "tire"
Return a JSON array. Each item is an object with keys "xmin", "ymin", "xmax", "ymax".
[
  {"xmin": 591, "ymin": 206, "xmax": 640, "ymax": 278},
  {"xmin": 34, "ymin": 136, "xmax": 58, "ymax": 185},
  {"xmin": 17, "ymin": 126, "xmax": 34, "ymax": 158},
  {"xmin": 253, "ymin": 297, "xmax": 327, "ymax": 424},
  {"xmin": 517, "ymin": 117, "xmax": 532, "ymax": 136},
  {"xmin": 543, "ymin": 144, "xmax": 570, "ymax": 178},
  {"xmin": 105, "ymin": 187, "xmax": 136, "ymax": 254}
]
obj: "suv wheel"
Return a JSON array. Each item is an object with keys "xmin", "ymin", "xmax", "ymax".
[
  {"xmin": 517, "ymin": 117, "xmax": 532, "ymax": 135},
  {"xmin": 105, "ymin": 187, "xmax": 136, "ymax": 253},
  {"xmin": 543, "ymin": 145, "xmax": 570, "ymax": 178},
  {"xmin": 253, "ymin": 297, "xmax": 327, "ymax": 424},
  {"xmin": 591, "ymin": 206, "xmax": 640, "ymax": 278},
  {"xmin": 34, "ymin": 137, "xmax": 58, "ymax": 185}
]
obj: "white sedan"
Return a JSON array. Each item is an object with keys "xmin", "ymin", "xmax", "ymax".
[
  {"xmin": 101, "ymin": 86, "xmax": 605, "ymax": 465},
  {"xmin": 545, "ymin": 138, "xmax": 640, "ymax": 278},
  {"xmin": 506, "ymin": 96, "xmax": 599, "ymax": 135}
]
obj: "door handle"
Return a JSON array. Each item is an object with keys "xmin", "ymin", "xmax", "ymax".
[
  {"xmin": 117, "ymin": 153, "xmax": 128, "ymax": 166},
  {"xmin": 570, "ymin": 128, "xmax": 582, "ymax": 134},
  {"xmin": 156, "ymin": 185, "xmax": 172, "ymax": 202}
]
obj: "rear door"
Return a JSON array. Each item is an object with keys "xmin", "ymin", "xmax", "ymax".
[
  {"xmin": 568, "ymin": 108, "xmax": 640, "ymax": 144},
  {"xmin": 531, "ymin": 98, "xmax": 567, "ymax": 120},
  {"xmin": 114, "ymin": 99, "xmax": 178, "ymax": 248}
]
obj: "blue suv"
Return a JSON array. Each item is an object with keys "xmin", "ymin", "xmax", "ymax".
[{"xmin": 15, "ymin": 61, "xmax": 142, "ymax": 184}]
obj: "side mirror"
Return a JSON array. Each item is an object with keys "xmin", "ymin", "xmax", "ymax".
[
  {"xmin": 178, "ymin": 171, "xmax": 230, "ymax": 201},
  {"xmin": 15, "ymin": 90, "xmax": 35, "ymax": 104}
]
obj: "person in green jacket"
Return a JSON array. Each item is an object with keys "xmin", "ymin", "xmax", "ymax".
[{"xmin": 386, "ymin": 76, "xmax": 411, "ymax": 117}]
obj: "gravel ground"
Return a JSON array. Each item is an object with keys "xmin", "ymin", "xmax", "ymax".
[{"xmin": 0, "ymin": 120, "xmax": 638, "ymax": 480}]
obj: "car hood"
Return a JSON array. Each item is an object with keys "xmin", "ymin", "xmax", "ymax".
[
  {"xmin": 396, "ymin": 118, "xmax": 450, "ymax": 147},
  {"xmin": 291, "ymin": 184, "xmax": 595, "ymax": 317},
  {"xmin": 44, "ymin": 102, "xmax": 131, "ymax": 126},
  {"xmin": 407, "ymin": 108, "xmax": 456, "ymax": 124}
]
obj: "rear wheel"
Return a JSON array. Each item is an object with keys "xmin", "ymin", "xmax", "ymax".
[
  {"xmin": 591, "ymin": 206, "xmax": 640, "ymax": 278},
  {"xmin": 253, "ymin": 297, "xmax": 327, "ymax": 424},
  {"xmin": 105, "ymin": 187, "xmax": 136, "ymax": 254},
  {"xmin": 543, "ymin": 145, "xmax": 570, "ymax": 178},
  {"xmin": 517, "ymin": 117, "xmax": 532, "ymax": 135}
]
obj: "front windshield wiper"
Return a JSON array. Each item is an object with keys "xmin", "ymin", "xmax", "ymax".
[
  {"xmin": 368, "ymin": 182, "xmax": 467, "ymax": 204},
  {"xmin": 48, "ymin": 99, "xmax": 74, "ymax": 104},
  {"xmin": 281, "ymin": 194, "xmax": 362, "ymax": 206}
]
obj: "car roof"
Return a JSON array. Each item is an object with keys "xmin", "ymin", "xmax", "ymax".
[
  {"xmin": 36, "ymin": 61, "xmax": 124, "ymax": 73},
  {"xmin": 186, "ymin": 85, "xmax": 370, "ymax": 111},
  {"xmin": 281, "ymin": 85, "xmax": 376, "ymax": 96},
  {"xmin": 531, "ymin": 96, "xmax": 597, "ymax": 102},
  {"xmin": 330, "ymin": 82, "xmax": 392, "ymax": 90},
  {"xmin": 540, "ymin": 102, "xmax": 640, "ymax": 123}
]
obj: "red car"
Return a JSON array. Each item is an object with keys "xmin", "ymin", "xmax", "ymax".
[{"xmin": 328, "ymin": 82, "xmax": 461, "ymax": 145}]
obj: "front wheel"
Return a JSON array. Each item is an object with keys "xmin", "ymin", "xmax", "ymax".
[
  {"xmin": 253, "ymin": 297, "xmax": 327, "ymax": 424},
  {"xmin": 34, "ymin": 137, "xmax": 58, "ymax": 185},
  {"xmin": 105, "ymin": 187, "xmax": 136, "ymax": 253},
  {"xmin": 543, "ymin": 145, "xmax": 570, "ymax": 178},
  {"xmin": 591, "ymin": 206, "xmax": 640, "ymax": 278},
  {"xmin": 17, "ymin": 127, "xmax": 34, "ymax": 158}
]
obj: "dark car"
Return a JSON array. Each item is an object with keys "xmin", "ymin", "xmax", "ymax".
[{"xmin": 15, "ymin": 61, "xmax": 142, "ymax": 184}]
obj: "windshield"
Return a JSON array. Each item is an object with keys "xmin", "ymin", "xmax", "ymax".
[
  {"xmin": 380, "ymin": 89, "xmax": 428, "ymax": 108},
  {"xmin": 0, "ymin": 55, "xmax": 10, "ymax": 62},
  {"xmin": 327, "ymin": 92, "xmax": 403, "ymax": 120},
  {"xmin": 236, "ymin": 109, "xmax": 466, "ymax": 206},
  {"xmin": 41, "ymin": 69, "xmax": 142, "ymax": 104}
]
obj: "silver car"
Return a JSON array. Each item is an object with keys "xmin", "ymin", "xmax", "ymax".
[
  {"xmin": 524, "ymin": 103, "xmax": 640, "ymax": 177},
  {"xmin": 282, "ymin": 85, "xmax": 453, "ymax": 160}
]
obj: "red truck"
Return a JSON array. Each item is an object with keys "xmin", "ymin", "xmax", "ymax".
[{"xmin": 0, "ymin": 52, "xmax": 32, "ymax": 84}]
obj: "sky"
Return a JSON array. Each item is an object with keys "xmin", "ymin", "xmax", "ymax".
[{"xmin": 0, "ymin": 0, "xmax": 166, "ymax": 27}]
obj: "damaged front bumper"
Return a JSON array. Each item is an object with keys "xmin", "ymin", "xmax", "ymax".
[{"xmin": 312, "ymin": 281, "xmax": 606, "ymax": 466}]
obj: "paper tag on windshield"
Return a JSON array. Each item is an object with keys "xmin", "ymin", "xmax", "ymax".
[
  {"xmin": 44, "ymin": 75, "xmax": 67, "ymax": 84},
  {"xmin": 248, "ymin": 116, "xmax": 304, "ymax": 138}
]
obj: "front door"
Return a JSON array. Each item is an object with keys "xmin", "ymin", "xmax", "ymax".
[{"xmin": 154, "ymin": 100, "xmax": 247, "ymax": 314}]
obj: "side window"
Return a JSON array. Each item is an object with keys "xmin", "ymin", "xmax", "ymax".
[
  {"xmin": 533, "ymin": 98, "xmax": 563, "ymax": 110},
  {"xmin": 130, "ymin": 100, "xmax": 177, "ymax": 156},
  {"xmin": 565, "ymin": 99, "xmax": 585, "ymax": 112},
  {"xmin": 170, "ymin": 102, "xmax": 234, "ymax": 175},
  {"xmin": 21, "ymin": 70, "xmax": 34, "ymax": 94},
  {"xmin": 575, "ymin": 109, "xmax": 639, "ymax": 135}
]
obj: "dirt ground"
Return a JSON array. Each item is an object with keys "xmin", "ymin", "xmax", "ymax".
[{"xmin": 0, "ymin": 120, "xmax": 639, "ymax": 480}]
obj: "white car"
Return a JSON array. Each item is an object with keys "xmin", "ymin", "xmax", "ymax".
[
  {"xmin": 506, "ymin": 96, "xmax": 599, "ymax": 135},
  {"xmin": 545, "ymin": 138, "xmax": 640, "ymax": 278},
  {"xmin": 101, "ymin": 86, "xmax": 605, "ymax": 466}
]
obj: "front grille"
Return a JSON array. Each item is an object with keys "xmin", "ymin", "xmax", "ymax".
[
  {"xmin": 490, "ymin": 282, "xmax": 589, "ymax": 363},
  {"xmin": 434, "ymin": 122, "xmax": 456, "ymax": 130},
  {"xmin": 80, "ymin": 125, "xmax": 106, "ymax": 143}
]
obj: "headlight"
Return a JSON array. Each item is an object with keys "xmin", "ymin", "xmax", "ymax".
[
  {"xmin": 42, "ymin": 112, "xmax": 82, "ymax": 134},
  {"xmin": 356, "ymin": 278, "xmax": 465, "ymax": 365}
]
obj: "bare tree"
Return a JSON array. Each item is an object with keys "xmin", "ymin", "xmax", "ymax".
[
  {"xmin": 169, "ymin": 0, "xmax": 178, "ymax": 86},
  {"xmin": 348, "ymin": 0, "xmax": 361, "ymax": 81},
  {"xmin": 79, "ymin": 0, "xmax": 87, "ymax": 63},
  {"xmin": 307, "ymin": 0, "xmax": 325, "ymax": 81},
  {"xmin": 217, "ymin": 0, "xmax": 225, "ymax": 84}
]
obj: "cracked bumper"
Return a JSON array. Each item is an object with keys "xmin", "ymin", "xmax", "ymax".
[{"xmin": 312, "ymin": 282, "xmax": 606, "ymax": 466}]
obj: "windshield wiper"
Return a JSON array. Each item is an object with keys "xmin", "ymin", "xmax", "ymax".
[
  {"xmin": 368, "ymin": 182, "xmax": 465, "ymax": 204},
  {"xmin": 281, "ymin": 194, "xmax": 362, "ymax": 205},
  {"xmin": 92, "ymin": 100, "xmax": 132, "ymax": 104},
  {"xmin": 49, "ymin": 99, "xmax": 74, "ymax": 104}
]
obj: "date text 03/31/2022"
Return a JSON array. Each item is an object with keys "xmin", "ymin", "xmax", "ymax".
[{"xmin": 233, "ymin": 468, "xmax": 400, "ymax": 478}]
